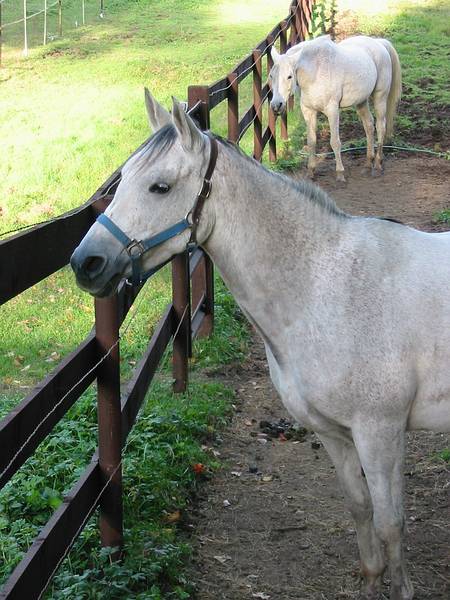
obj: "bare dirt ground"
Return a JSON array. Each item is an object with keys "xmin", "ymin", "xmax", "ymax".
[{"xmin": 187, "ymin": 155, "xmax": 450, "ymax": 600}]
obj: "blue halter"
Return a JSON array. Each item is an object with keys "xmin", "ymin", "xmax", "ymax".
[{"xmin": 96, "ymin": 135, "xmax": 218, "ymax": 287}]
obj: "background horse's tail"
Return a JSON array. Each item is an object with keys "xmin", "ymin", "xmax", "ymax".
[{"xmin": 379, "ymin": 39, "xmax": 402, "ymax": 141}]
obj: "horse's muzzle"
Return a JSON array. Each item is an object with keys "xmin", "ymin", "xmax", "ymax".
[
  {"xmin": 70, "ymin": 245, "xmax": 126, "ymax": 297},
  {"xmin": 270, "ymin": 100, "xmax": 286, "ymax": 115}
]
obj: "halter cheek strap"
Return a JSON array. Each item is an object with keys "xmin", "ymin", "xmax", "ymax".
[{"xmin": 96, "ymin": 135, "xmax": 218, "ymax": 287}]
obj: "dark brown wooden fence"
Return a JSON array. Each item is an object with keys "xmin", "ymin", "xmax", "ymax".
[{"xmin": 0, "ymin": 1, "xmax": 324, "ymax": 597}]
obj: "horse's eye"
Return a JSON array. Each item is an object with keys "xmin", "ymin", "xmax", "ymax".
[
  {"xmin": 149, "ymin": 182, "xmax": 170, "ymax": 194},
  {"xmin": 287, "ymin": 75, "xmax": 293, "ymax": 80}
]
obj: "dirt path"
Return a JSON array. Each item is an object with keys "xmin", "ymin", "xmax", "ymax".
[{"xmin": 187, "ymin": 155, "xmax": 450, "ymax": 600}]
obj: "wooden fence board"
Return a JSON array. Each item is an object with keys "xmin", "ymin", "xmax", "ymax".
[{"xmin": 0, "ymin": 333, "xmax": 97, "ymax": 490}]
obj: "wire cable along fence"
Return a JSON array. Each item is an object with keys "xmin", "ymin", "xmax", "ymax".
[
  {"xmin": 0, "ymin": 1, "xmax": 328, "ymax": 597},
  {"xmin": 0, "ymin": 0, "xmax": 106, "ymax": 65}
]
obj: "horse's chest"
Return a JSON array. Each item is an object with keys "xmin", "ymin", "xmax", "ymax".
[{"xmin": 265, "ymin": 347, "xmax": 341, "ymax": 432}]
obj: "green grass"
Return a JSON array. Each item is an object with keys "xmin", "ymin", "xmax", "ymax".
[{"xmin": 433, "ymin": 208, "xmax": 450, "ymax": 225}]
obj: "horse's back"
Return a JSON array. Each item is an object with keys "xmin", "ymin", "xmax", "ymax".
[{"xmin": 338, "ymin": 36, "xmax": 394, "ymax": 95}]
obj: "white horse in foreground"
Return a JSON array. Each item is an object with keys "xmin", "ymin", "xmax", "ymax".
[
  {"xmin": 269, "ymin": 35, "xmax": 402, "ymax": 181},
  {"xmin": 71, "ymin": 92, "xmax": 450, "ymax": 600}
]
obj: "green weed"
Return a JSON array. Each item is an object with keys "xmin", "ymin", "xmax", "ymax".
[{"xmin": 433, "ymin": 208, "xmax": 450, "ymax": 224}]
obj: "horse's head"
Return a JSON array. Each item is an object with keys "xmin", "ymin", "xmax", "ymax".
[
  {"xmin": 269, "ymin": 46, "xmax": 298, "ymax": 115},
  {"xmin": 70, "ymin": 90, "xmax": 216, "ymax": 297}
]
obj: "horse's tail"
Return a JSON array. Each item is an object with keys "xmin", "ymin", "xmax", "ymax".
[{"xmin": 379, "ymin": 39, "xmax": 402, "ymax": 141}]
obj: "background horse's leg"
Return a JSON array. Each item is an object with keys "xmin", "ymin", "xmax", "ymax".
[
  {"xmin": 318, "ymin": 433, "xmax": 386, "ymax": 599},
  {"xmin": 356, "ymin": 101, "xmax": 375, "ymax": 172},
  {"xmin": 373, "ymin": 91, "xmax": 388, "ymax": 172},
  {"xmin": 353, "ymin": 424, "xmax": 414, "ymax": 600},
  {"xmin": 325, "ymin": 104, "xmax": 345, "ymax": 182},
  {"xmin": 300, "ymin": 103, "xmax": 317, "ymax": 179}
]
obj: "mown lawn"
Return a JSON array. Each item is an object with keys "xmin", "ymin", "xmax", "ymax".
[{"xmin": 1, "ymin": 0, "xmax": 449, "ymax": 597}]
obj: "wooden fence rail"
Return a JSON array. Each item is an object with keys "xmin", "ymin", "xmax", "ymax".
[{"xmin": 0, "ymin": 1, "xmax": 322, "ymax": 597}]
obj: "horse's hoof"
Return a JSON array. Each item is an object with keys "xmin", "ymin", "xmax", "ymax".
[
  {"xmin": 371, "ymin": 167, "xmax": 383, "ymax": 177},
  {"xmin": 307, "ymin": 169, "xmax": 315, "ymax": 180},
  {"xmin": 336, "ymin": 172, "xmax": 346, "ymax": 184}
]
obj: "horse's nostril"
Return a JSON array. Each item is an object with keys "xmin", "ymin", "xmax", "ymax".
[{"xmin": 82, "ymin": 255, "xmax": 106, "ymax": 279}]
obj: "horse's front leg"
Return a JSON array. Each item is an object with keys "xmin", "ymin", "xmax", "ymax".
[
  {"xmin": 300, "ymin": 102, "xmax": 317, "ymax": 179},
  {"xmin": 353, "ymin": 423, "xmax": 414, "ymax": 600},
  {"xmin": 318, "ymin": 432, "xmax": 386, "ymax": 599},
  {"xmin": 325, "ymin": 104, "xmax": 345, "ymax": 182},
  {"xmin": 356, "ymin": 100, "xmax": 375, "ymax": 172}
]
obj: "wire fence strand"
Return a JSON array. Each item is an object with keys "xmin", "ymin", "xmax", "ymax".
[
  {"xmin": 0, "ymin": 276, "xmax": 162, "ymax": 485},
  {"xmin": 36, "ymin": 301, "xmax": 189, "ymax": 599},
  {"xmin": 0, "ymin": 0, "xmax": 59, "ymax": 30}
]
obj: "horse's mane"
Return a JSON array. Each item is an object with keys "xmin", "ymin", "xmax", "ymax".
[{"xmin": 214, "ymin": 134, "xmax": 347, "ymax": 220}]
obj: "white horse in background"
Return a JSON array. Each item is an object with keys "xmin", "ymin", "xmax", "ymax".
[{"xmin": 269, "ymin": 35, "xmax": 402, "ymax": 182}]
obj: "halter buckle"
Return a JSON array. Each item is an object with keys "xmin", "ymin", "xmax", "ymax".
[
  {"xmin": 198, "ymin": 179, "xmax": 212, "ymax": 200},
  {"xmin": 126, "ymin": 239, "xmax": 145, "ymax": 257}
]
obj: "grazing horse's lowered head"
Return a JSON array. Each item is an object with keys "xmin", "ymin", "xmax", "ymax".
[{"xmin": 269, "ymin": 45, "xmax": 300, "ymax": 115}]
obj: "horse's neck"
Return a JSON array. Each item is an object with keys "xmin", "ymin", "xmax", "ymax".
[{"xmin": 203, "ymin": 143, "xmax": 346, "ymax": 339}]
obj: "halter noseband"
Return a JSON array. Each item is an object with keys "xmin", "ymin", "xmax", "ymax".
[{"xmin": 96, "ymin": 135, "xmax": 218, "ymax": 287}]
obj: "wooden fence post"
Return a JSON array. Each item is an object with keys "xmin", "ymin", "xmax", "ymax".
[
  {"xmin": 43, "ymin": 0, "xmax": 48, "ymax": 45},
  {"xmin": 295, "ymin": 0, "xmax": 302, "ymax": 42},
  {"xmin": 227, "ymin": 72, "xmax": 239, "ymax": 143},
  {"xmin": 289, "ymin": 3, "xmax": 298, "ymax": 46},
  {"xmin": 58, "ymin": 0, "xmax": 62, "ymax": 37},
  {"xmin": 187, "ymin": 85, "xmax": 214, "ymax": 339},
  {"xmin": 267, "ymin": 35, "xmax": 277, "ymax": 162},
  {"xmin": 299, "ymin": 0, "xmax": 309, "ymax": 40},
  {"xmin": 252, "ymin": 49, "xmax": 263, "ymax": 161},
  {"xmin": 279, "ymin": 20, "xmax": 289, "ymax": 140},
  {"xmin": 172, "ymin": 250, "xmax": 191, "ymax": 393},
  {"xmin": 0, "ymin": 1, "xmax": 3, "ymax": 67},
  {"xmin": 95, "ymin": 295, "xmax": 123, "ymax": 558},
  {"xmin": 23, "ymin": 0, "xmax": 28, "ymax": 57},
  {"xmin": 82, "ymin": 0, "xmax": 85, "ymax": 26}
]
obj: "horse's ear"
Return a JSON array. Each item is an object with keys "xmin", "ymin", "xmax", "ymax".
[
  {"xmin": 144, "ymin": 88, "xmax": 172, "ymax": 133},
  {"xmin": 271, "ymin": 46, "xmax": 280, "ymax": 63},
  {"xmin": 171, "ymin": 97, "xmax": 203, "ymax": 150}
]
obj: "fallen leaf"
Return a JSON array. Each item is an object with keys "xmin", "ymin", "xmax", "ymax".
[
  {"xmin": 262, "ymin": 475, "xmax": 273, "ymax": 483},
  {"xmin": 223, "ymin": 499, "xmax": 231, "ymax": 507},
  {"xmin": 252, "ymin": 593, "xmax": 270, "ymax": 599},
  {"xmin": 231, "ymin": 471, "xmax": 242, "ymax": 477},
  {"xmin": 193, "ymin": 463, "xmax": 205, "ymax": 474},
  {"xmin": 164, "ymin": 510, "xmax": 181, "ymax": 523}
]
